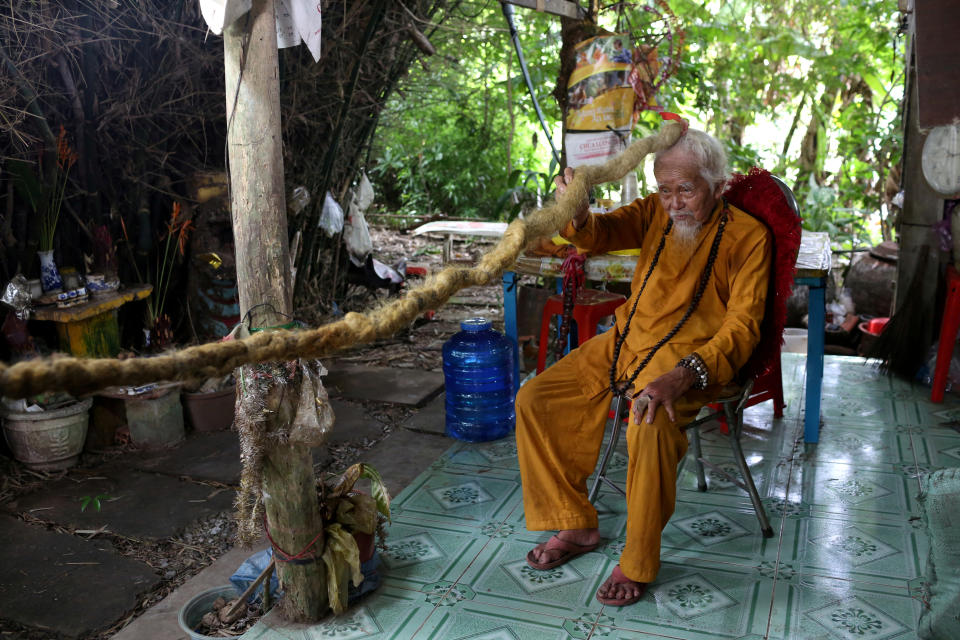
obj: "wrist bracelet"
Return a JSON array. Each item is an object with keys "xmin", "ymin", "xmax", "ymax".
[{"xmin": 677, "ymin": 353, "xmax": 709, "ymax": 390}]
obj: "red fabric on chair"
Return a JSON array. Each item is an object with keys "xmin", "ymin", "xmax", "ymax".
[
  {"xmin": 723, "ymin": 168, "xmax": 803, "ymax": 381},
  {"xmin": 709, "ymin": 168, "xmax": 803, "ymax": 427}
]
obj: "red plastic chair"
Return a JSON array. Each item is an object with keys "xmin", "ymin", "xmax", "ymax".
[
  {"xmin": 536, "ymin": 289, "xmax": 627, "ymax": 374},
  {"xmin": 932, "ymin": 264, "xmax": 960, "ymax": 403}
]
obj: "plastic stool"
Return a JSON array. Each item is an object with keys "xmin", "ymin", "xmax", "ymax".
[
  {"xmin": 536, "ymin": 289, "xmax": 626, "ymax": 374},
  {"xmin": 932, "ymin": 264, "xmax": 960, "ymax": 403}
]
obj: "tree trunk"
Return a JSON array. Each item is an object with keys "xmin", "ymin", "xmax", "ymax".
[{"xmin": 224, "ymin": 0, "xmax": 327, "ymax": 621}]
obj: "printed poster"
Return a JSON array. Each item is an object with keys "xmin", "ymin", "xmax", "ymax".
[{"xmin": 564, "ymin": 34, "xmax": 658, "ymax": 167}]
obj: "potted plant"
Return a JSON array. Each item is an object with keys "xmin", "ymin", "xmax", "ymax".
[
  {"xmin": 37, "ymin": 126, "xmax": 77, "ymax": 293},
  {"xmin": 182, "ymin": 374, "xmax": 236, "ymax": 432},
  {"xmin": 99, "ymin": 382, "xmax": 185, "ymax": 449},
  {"xmin": 177, "ymin": 464, "xmax": 390, "ymax": 637},
  {"xmin": 1, "ymin": 393, "xmax": 93, "ymax": 471},
  {"xmin": 121, "ymin": 201, "xmax": 194, "ymax": 349},
  {"xmin": 8, "ymin": 126, "xmax": 76, "ymax": 294}
]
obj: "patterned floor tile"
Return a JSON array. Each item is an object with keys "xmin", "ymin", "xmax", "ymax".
[
  {"xmin": 796, "ymin": 423, "xmax": 918, "ymax": 467},
  {"xmin": 766, "ymin": 575, "xmax": 918, "ymax": 640},
  {"xmin": 417, "ymin": 601, "xmax": 595, "ymax": 640},
  {"xmin": 793, "ymin": 460, "xmax": 916, "ymax": 521},
  {"xmin": 505, "ymin": 495, "xmax": 628, "ymax": 546},
  {"xmin": 789, "ymin": 515, "xmax": 924, "ymax": 586},
  {"xmin": 600, "ymin": 557, "xmax": 775, "ymax": 639},
  {"xmin": 440, "ymin": 439, "xmax": 524, "ymax": 475},
  {"xmin": 660, "ymin": 502, "xmax": 781, "ymax": 566},
  {"xmin": 456, "ymin": 538, "xmax": 609, "ymax": 617},
  {"xmin": 392, "ymin": 470, "xmax": 522, "ymax": 526},
  {"xmin": 893, "ymin": 396, "xmax": 960, "ymax": 428},
  {"xmin": 324, "ymin": 354, "xmax": 934, "ymax": 639},
  {"xmin": 677, "ymin": 449, "xmax": 782, "ymax": 500},
  {"xmin": 379, "ymin": 520, "xmax": 490, "ymax": 590},
  {"xmin": 910, "ymin": 431, "xmax": 960, "ymax": 466},
  {"xmin": 818, "ymin": 391, "xmax": 897, "ymax": 427},
  {"xmin": 244, "ymin": 584, "xmax": 437, "ymax": 639}
]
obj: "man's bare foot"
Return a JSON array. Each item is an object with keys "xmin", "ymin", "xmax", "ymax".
[
  {"xmin": 596, "ymin": 565, "xmax": 646, "ymax": 606},
  {"xmin": 526, "ymin": 528, "xmax": 601, "ymax": 569}
]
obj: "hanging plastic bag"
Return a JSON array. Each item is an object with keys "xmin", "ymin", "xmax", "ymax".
[
  {"xmin": 355, "ymin": 172, "xmax": 375, "ymax": 212},
  {"xmin": 319, "ymin": 191, "xmax": 344, "ymax": 237},
  {"xmin": 343, "ymin": 198, "xmax": 373, "ymax": 260}
]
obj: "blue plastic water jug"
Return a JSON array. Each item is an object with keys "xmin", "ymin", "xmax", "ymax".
[{"xmin": 442, "ymin": 317, "xmax": 515, "ymax": 442}]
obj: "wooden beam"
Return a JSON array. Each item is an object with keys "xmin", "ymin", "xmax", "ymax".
[{"xmin": 503, "ymin": 0, "xmax": 585, "ymax": 20}]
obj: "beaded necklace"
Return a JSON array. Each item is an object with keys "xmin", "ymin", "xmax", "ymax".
[{"xmin": 608, "ymin": 201, "xmax": 729, "ymax": 396}]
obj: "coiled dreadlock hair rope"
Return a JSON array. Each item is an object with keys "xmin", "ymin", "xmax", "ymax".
[
  {"xmin": 608, "ymin": 201, "xmax": 729, "ymax": 396},
  {"xmin": 0, "ymin": 121, "xmax": 685, "ymax": 400}
]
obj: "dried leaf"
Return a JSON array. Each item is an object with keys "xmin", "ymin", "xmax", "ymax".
[{"xmin": 321, "ymin": 523, "xmax": 362, "ymax": 614}]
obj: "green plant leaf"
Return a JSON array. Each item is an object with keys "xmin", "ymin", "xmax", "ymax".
[{"xmin": 360, "ymin": 464, "xmax": 391, "ymax": 523}]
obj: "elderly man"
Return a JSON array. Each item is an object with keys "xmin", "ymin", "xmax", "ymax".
[{"xmin": 515, "ymin": 128, "xmax": 771, "ymax": 606}]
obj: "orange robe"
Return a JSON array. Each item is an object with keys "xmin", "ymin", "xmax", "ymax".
[{"xmin": 515, "ymin": 193, "xmax": 771, "ymax": 583}]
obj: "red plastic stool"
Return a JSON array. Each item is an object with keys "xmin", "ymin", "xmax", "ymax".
[
  {"xmin": 932, "ymin": 264, "xmax": 960, "ymax": 403},
  {"xmin": 536, "ymin": 289, "xmax": 627, "ymax": 374}
]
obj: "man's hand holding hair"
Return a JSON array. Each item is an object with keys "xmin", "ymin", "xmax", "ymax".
[{"xmin": 554, "ymin": 167, "xmax": 590, "ymax": 230}]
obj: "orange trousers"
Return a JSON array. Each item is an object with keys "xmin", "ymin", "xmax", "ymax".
[{"xmin": 516, "ymin": 328, "xmax": 705, "ymax": 583}]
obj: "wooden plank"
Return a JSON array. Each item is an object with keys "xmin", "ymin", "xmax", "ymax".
[
  {"xmin": 32, "ymin": 284, "xmax": 151, "ymax": 323},
  {"xmin": 56, "ymin": 310, "xmax": 121, "ymax": 358},
  {"xmin": 503, "ymin": 0, "xmax": 584, "ymax": 20},
  {"xmin": 914, "ymin": 0, "xmax": 960, "ymax": 128}
]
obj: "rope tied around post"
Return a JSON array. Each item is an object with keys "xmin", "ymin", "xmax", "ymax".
[{"xmin": 262, "ymin": 515, "xmax": 324, "ymax": 565}]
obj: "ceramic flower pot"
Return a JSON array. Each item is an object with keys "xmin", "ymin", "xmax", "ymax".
[
  {"xmin": 1, "ymin": 398, "xmax": 92, "ymax": 471},
  {"xmin": 182, "ymin": 387, "xmax": 236, "ymax": 432},
  {"xmin": 37, "ymin": 250, "xmax": 63, "ymax": 293},
  {"xmin": 124, "ymin": 385, "xmax": 185, "ymax": 448}
]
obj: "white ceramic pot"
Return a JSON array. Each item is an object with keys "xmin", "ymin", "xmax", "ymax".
[{"xmin": 1, "ymin": 398, "xmax": 92, "ymax": 471}]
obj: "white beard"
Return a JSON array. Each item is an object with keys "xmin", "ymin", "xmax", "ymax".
[{"xmin": 670, "ymin": 213, "xmax": 702, "ymax": 253}]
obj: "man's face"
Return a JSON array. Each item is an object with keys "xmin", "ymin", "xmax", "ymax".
[{"xmin": 653, "ymin": 150, "xmax": 722, "ymax": 230}]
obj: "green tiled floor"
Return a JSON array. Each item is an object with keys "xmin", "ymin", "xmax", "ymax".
[{"xmin": 256, "ymin": 354, "xmax": 960, "ymax": 639}]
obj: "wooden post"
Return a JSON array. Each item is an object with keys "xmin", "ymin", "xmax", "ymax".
[
  {"xmin": 224, "ymin": 0, "xmax": 327, "ymax": 621},
  {"xmin": 894, "ymin": 40, "xmax": 941, "ymax": 359}
]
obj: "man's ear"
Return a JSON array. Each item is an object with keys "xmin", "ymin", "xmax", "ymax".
[{"xmin": 712, "ymin": 182, "xmax": 725, "ymax": 201}]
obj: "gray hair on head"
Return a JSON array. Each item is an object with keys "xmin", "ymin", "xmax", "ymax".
[{"xmin": 653, "ymin": 128, "xmax": 730, "ymax": 190}]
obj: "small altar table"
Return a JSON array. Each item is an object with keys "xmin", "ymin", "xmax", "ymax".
[{"xmin": 32, "ymin": 284, "xmax": 153, "ymax": 358}]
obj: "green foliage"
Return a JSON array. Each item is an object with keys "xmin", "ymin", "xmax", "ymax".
[
  {"xmin": 664, "ymin": 0, "xmax": 903, "ymax": 246},
  {"xmin": 800, "ymin": 174, "xmax": 867, "ymax": 250},
  {"xmin": 494, "ymin": 158, "xmax": 558, "ymax": 220},
  {"xmin": 369, "ymin": 5, "xmax": 560, "ymax": 219},
  {"xmin": 371, "ymin": 0, "xmax": 904, "ymax": 252}
]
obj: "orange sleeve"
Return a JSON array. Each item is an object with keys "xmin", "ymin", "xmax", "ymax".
[
  {"xmin": 695, "ymin": 228, "xmax": 772, "ymax": 387},
  {"xmin": 559, "ymin": 194, "xmax": 656, "ymax": 254}
]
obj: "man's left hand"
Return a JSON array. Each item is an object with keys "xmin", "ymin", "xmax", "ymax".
[{"xmin": 633, "ymin": 366, "xmax": 696, "ymax": 424}]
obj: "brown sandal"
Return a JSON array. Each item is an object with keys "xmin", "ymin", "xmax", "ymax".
[
  {"xmin": 596, "ymin": 565, "xmax": 647, "ymax": 606},
  {"xmin": 525, "ymin": 534, "xmax": 600, "ymax": 570}
]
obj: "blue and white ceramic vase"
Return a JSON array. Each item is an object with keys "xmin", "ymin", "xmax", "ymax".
[{"xmin": 37, "ymin": 250, "xmax": 63, "ymax": 293}]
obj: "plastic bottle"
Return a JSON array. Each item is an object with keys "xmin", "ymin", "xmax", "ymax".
[{"xmin": 442, "ymin": 317, "xmax": 515, "ymax": 442}]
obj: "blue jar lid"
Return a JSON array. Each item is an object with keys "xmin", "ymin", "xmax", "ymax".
[{"xmin": 461, "ymin": 317, "xmax": 492, "ymax": 332}]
